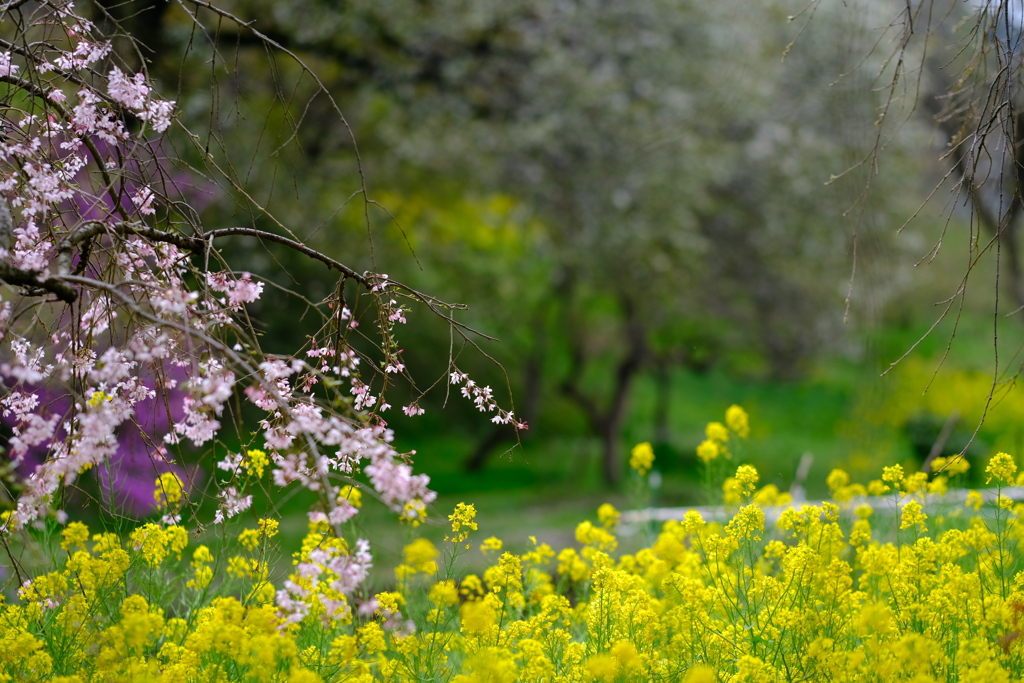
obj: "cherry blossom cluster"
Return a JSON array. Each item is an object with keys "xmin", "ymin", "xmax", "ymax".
[
  {"xmin": 0, "ymin": 1, "xmax": 521, "ymax": 603},
  {"xmin": 206, "ymin": 270, "xmax": 265, "ymax": 310},
  {"xmin": 450, "ymin": 369, "xmax": 528, "ymax": 429}
]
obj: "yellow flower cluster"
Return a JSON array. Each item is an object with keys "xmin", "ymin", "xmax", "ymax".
[
  {"xmin": 86, "ymin": 390, "xmax": 114, "ymax": 408},
  {"xmin": 129, "ymin": 523, "xmax": 189, "ymax": 566},
  {"xmin": 10, "ymin": 431, "xmax": 1024, "ymax": 682},
  {"xmin": 629, "ymin": 442, "xmax": 655, "ymax": 475},
  {"xmin": 397, "ymin": 538, "xmax": 439, "ymax": 579},
  {"xmin": 697, "ymin": 404, "xmax": 750, "ymax": 464},
  {"xmin": 238, "ymin": 517, "xmax": 280, "ymax": 551},
  {"xmin": 326, "ymin": 451, "xmax": 1024, "ymax": 681},
  {"xmin": 446, "ymin": 502, "xmax": 478, "ymax": 544},
  {"xmin": 987, "ymin": 451, "xmax": 1018, "ymax": 485},
  {"xmin": 5, "ymin": 521, "xmax": 319, "ymax": 682},
  {"xmin": 338, "ymin": 484, "xmax": 362, "ymax": 508},
  {"xmin": 153, "ymin": 472, "xmax": 185, "ymax": 510},
  {"xmin": 244, "ymin": 448, "xmax": 270, "ymax": 479}
]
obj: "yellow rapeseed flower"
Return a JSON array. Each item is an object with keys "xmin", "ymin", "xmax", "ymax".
[
  {"xmin": 61, "ymin": 521, "xmax": 90, "ymax": 551},
  {"xmin": 524, "ymin": 536, "xmax": 555, "ymax": 567},
  {"xmin": 732, "ymin": 655, "xmax": 778, "ymax": 682},
  {"xmin": 130, "ymin": 523, "xmax": 172, "ymax": 566},
  {"xmin": 403, "ymin": 538, "xmax": 439, "ymax": 574},
  {"xmin": 682, "ymin": 510, "xmax": 706, "ymax": 535},
  {"xmin": 575, "ymin": 521, "xmax": 617, "ymax": 552},
  {"xmin": 247, "ymin": 580, "xmax": 275, "ymax": 606},
  {"xmin": 928, "ymin": 476, "xmax": 949, "ymax": 495},
  {"xmin": 900, "ymin": 499, "xmax": 927, "ymax": 532},
  {"xmin": 357, "ymin": 622, "xmax": 387, "ymax": 653},
  {"xmin": 725, "ymin": 404, "xmax": 750, "ymax": 438},
  {"xmin": 460, "ymin": 595, "xmax": 498, "ymax": 634},
  {"xmin": 867, "ymin": 479, "xmax": 890, "ymax": 496},
  {"xmin": 401, "ymin": 498, "xmax": 427, "ymax": 526},
  {"xmin": 240, "ymin": 518, "xmax": 280, "ymax": 551},
  {"xmin": 585, "ymin": 652, "xmax": 619, "ymax": 682},
  {"xmin": 447, "ymin": 502, "xmax": 478, "ymax": 544},
  {"xmin": 854, "ymin": 601, "xmax": 894, "ymax": 638},
  {"xmin": 826, "ymin": 469, "xmax": 849, "ymax": 493},
  {"xmin": 932, "ymin": 455, "xmax": 970, "ymax": 476},
  {"xmin": 238, "ymin": 529, "xmax": 261, "ymax": 551},
  {"xmin": 92, "ymin": 532, "xmax": 121, "ymax": 554},
  {"xmin": 227, "ymin": 555, "xmax": 260, "ymax": 580},
  {"xmin": 428, "ymin": 580, "xmax": 459, "ymax": 606},
  {"xmin": 902, "ymin": 471, "xmax": 929, "ymax": 494},
  {"xmin": 328, "ymin": 634, "xmax": 357, "ymax": 665},
  {"xmin": 630, "ymin": 442, "xmax": 655, "ymax": 475},
  {"xmin": 87, "ymin": 390, "xmax": 113, "ymax": 408},
  {"xmin": 752, "ymin": 484, "xmax": 792, "ymax": 507},
  {"xmin": 616, "ymin": 638, "xmax": 649, "ymax": 664},
  {"xmin": 244, "ymin": 448, "xmax": 268, "ymax": 478},
  {"xmin": 948, "ymin": 455, "xmax": 970, "ymax": 475},
  {"xmin": 375, "ymin": 591, "xmax": 404, "ymax": 615},
  {"xmin": 557, "ymin": 548, "xmax": 589, "ymax": 582},
  {"xmin": 597, "ymin": 503, "xmax": 620, "ymax": 529},
  {"xmin": 258, "ymin": 517, "xmax": 279, "ymax": 538},
  {"xmin": 682, "ymin": 665, "xmax": 718, "ymax": 683},
  {"xmin": 881, "ymin": 465, "xmax": 904, "ymax": 489},
  {"xmin": 455, "ymin": 647, "xmax": 517, "ymax": 683},
  {"xmin": 725, "ymin": 504, "xmax": 765, "ymax": 542},
  {"xmin": 187, "ymin": 564, "xmax": 213, "ymax": 590},
  {"xmin": 460, "ymin": 574, "xmax": 485, "ymax": 599},
  {"xmin": 849, "ymin": 519, "xmax": 872, "ymax": 546},
  {"xmin": 734, "ymin": 464, "xmax": 759, "ymax": 498},
  {"xmin": 723, "ymin": 477, "xmax": 743, "ymax": 505},
  {"xmin": 481, "ymin": 536, "xmax": 503, "ymax": 556},
  {"xmin": 696, "ymin": 439, "xmax": 720, "ymax": 464},
  {"xmin": 705, "ymin": 421, "xmax": 729, "ymax": 443},
  {"xmin": 338, "ymin": 485, "xmax": 362, "ymax": 508},
  {"xmin": 986, "ymin": 452, "xmax": 1017, "ymax": 485},
  {"xmin": 191, "ymin": 545, "xmax": 214, "ymax": 567},
  {"xmin": 153, "ymin": 472, "xmax": 184, "ymax": 510},
  {"xmin": 165, "ymin": 525, "xmax": 189, "ymax": 558}
]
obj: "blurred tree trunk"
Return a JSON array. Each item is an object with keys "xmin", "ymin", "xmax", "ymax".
[
  {"xmin": 561, "ymin": 295, "xmax": 646, "ymax": 486},
  {"xmin": 922, "ymin": 44, "xmax": 1024, "ymax": 316}
]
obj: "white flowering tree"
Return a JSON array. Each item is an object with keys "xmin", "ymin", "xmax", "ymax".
[
  {"xmin": 818, "ymin": 0, "xmax": 1024, "ymax": 324},
  {"xmin": 0, "ymin": 0, "xmax": 520, "ymax": 609}
]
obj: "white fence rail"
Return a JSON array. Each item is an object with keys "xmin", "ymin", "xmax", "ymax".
[{"xmin": 618, "ymin": 486, "xmax": 1024, "ymax": 534}]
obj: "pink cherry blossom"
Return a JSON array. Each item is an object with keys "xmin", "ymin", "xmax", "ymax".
[{"xmin": 0, "ymin": 5, "xmax": 524, "ymax": 609}]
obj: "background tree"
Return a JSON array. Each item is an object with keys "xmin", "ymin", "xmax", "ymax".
[
  {"xmin": 796, "ymin": 0, "xmax": 1024, "ymax": 432},
  {"xmin": 322, "ymin": 0, "xmax": 928, "ymax": 482},
  {"xmin": 65, "ymin": 0, "xmax": 939, "ymax": 485}
]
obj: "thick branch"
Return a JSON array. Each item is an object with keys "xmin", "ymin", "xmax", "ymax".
[
  {"xmin": 12, "ymin": 222, "xmax": 494, "ymax": 351},
  {"xmin": 0, "ymin": 262, "xmax": 76, "ymax": 302}
]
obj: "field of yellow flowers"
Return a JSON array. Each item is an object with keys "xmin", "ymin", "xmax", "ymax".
[{"xmin": 3, "ymin": 406, "xmax": 1024, "ymax": 682}]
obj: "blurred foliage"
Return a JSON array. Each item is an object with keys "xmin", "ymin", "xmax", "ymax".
[
  {"xmin": 850, "ymin": 355, "xmax": 1024, "ymax": 473},
  {"xmin": 86, "ymin": 0, "xmax": 991, "ymax": 484}
]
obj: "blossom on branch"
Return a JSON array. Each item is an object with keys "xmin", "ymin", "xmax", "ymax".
[{"xmin": 0, "ymin": 2, "xmax": 519, "ymax": 606}]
